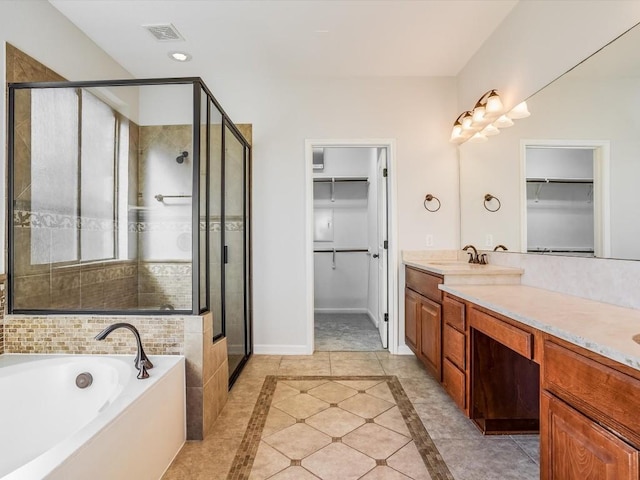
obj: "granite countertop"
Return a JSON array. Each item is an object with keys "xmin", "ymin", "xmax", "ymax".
[
  {"xmin": 404, "ymin": 258, "xmax": 523, "ymax": 277},
  {"xmin": 439, "ymin": 284, "xmax": 640, "ymax": 372}
]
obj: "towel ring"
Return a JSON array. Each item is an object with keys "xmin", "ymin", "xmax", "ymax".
[
  {"xmin": 423, "ymin": 194, "xmax": 441, "ymax": 212},
  {"xmin": 484, "ymin": 193, "xmax": 501, "ymax": 212}
]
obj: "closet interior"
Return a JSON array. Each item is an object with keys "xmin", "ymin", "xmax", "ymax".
[
  {"xmin": 526, "ymin": 146, "xmax": 595, "ymax": 255},
  {"xmin": 312, "ymin": 147, "xmax": 386, "ymax": 351}
]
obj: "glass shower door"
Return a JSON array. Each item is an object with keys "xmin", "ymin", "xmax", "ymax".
[{"xmin": 224, "ymin": 123, "xmax": 248, "ymax": 383}]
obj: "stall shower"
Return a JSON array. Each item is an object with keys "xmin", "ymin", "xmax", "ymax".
[
  {"xmin": 8, "ymin": 78, "xmax": 252, "ymax": 384},
  {"xmin": 312, "ymin": 146, "xmax": 388, "ymax": 351}
]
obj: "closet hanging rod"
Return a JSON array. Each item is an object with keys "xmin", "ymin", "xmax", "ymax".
[
  {"xmin": 155, "ymin": 194, "xmax": 192, "ymax": 202},
  {"xmin": 526, "ymin": 177, "xmax": 593, "ymax": 184},
  {"xmin": 313, "ymin": 248, "xmax": 369, "ymax": 253},
  {"xmin": 313, "ymin": 177, "xmax": 369, "ymax": 183}
]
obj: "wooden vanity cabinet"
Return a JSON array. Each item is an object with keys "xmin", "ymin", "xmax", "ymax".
[
  {"xmin": 404, "ymin": 266, "xmax": 443, "ymax": 381},
  {"xmin": 541, "ymin": 340, "xmax": 640, "ymax": 480},
  {"xmin": 442, "ymin": 294, "xmax": 467, "ymax": 413}
]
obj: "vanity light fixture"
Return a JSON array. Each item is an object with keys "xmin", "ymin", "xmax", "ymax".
[
  {"xmin": 449, "ymin": 90, "xmax": 530, "ymax": 144},
  {"xmin": 169, "ymin": 51, "xmax": 192, "ymax": 62}
]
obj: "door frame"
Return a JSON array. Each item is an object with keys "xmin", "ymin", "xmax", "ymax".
[
  {"xmin": 519, "ymin": 139, "xmax": 611, "ymax": 257},
  {"xmin": 304, "ymin": 139, "xmax": 399, "ymax": 354}
]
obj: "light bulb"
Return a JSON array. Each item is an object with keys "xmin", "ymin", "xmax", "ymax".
[{"xmin": 450, "ymin": 124, "xmax": 464, "ymax": 142}]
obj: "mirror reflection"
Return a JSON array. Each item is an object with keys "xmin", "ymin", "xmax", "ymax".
[{"xmin": 459, "ymin": 22, "xmax": 640, "ymax": 260}]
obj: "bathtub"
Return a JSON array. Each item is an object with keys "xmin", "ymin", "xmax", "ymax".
[{"xmin": 0, "ymin": 354, "xmax": 186, "ymax": 480}]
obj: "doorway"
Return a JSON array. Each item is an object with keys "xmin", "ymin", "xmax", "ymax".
[
  {"xmin": 305, "ymin": 140, "xmax": 397, "ymax": 353},
  {"xmin": 520, "ymin": 140, "xmax": 610, "ymax": 257}
]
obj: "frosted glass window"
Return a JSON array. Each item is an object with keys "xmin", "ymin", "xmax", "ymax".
[
  {"xmin": 80, "ymin": 90, "xmax": 116, "ymax": 261},
  {"xmin": 31, "ymin": 88, "xmax": 79, "ymax": 264}
]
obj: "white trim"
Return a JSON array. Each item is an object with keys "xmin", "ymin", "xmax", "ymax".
[
  {"xmin": 519, "ymin": 139, "xmax": 611, "ymax": 256},
  {"xmin": 396, "ymin": 345, "xmax": 415, "ymax": 356},
  {"xmin": 305, "ymin": 138, "xmax": 399, "ymax": 354},
  {"xmin": 254, "ymin": 344, "xmax": 311, "ymax": 355},
  {"xmin": 367, "ymin": 309, "xmax": 378, "ymax": 327}
]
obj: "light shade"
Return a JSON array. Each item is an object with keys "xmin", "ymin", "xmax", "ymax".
[
  {"xmin": 469, "ymin": 131, "xmax": 488, "ymax": 143},
  {"xmin": 485, "ymin": 90, "xmax": 503, "ymax": 113},
  {"xmin": 461, "ymin": 111, "xmax": 474, "ymax": 130},
  {"xmin": 493, "ymin": 115, "xmax": 514, "ymax": 128},
  {"xmin": 481, "ymin": 124, "xmax": 500, "ymax": 136},
  {"xmin": 508, "ymin": 101, "xmax": 531, "ymax": 119}
]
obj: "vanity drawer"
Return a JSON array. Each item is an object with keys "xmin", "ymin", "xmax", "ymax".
[
  {"xmin": 405, "ymin": 267, "xmax": 443, "ymax": 303},
  {"xmin": 444, "ymin": 324, "xmax": 465, "ymax": 370},
  {"xmin": 443, "ymin": 358, "xmax": 466, "ymax": 411},
  {"xmin": 543, "ymin": 341, "xmax": 640, "ymax": 445},
  {"xmin": 469, "ymin": 308, "xmax": 533, "ymax": 359},
  {"xmin": 443, "ymin": 294, "xmax": 466, "ymax": 331}
]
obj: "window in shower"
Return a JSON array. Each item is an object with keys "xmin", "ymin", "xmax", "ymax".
[{"xmin": 30, "ymin": 88, "xmax": 118, "ymax": 265}]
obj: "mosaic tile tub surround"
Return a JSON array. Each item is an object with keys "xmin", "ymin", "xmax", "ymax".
[{"xmin": 228, "ymin": 375, "xmax": 454, "ymax": 480}]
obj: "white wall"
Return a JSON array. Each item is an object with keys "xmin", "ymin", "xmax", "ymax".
[
  {"xmin": 1, "ymin": 0, "xmax": 134, "ymax": 273},
  {"xmin": 205, "ymin": 75, "xmax": 458, "ymax": 353},
  {"xmin": 457, "ymin": 1, "xmax": 640, "ymax": 112}
]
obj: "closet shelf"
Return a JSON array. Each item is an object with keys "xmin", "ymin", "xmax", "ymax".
[{"xmin": 526, "ymin": 177, "xmax": 593, "ymax": 184}]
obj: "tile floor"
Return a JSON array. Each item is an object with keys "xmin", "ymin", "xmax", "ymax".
[
  {"xmin": 314, "ymin": 314, "xmax": 384, "ymax": 351},
  {"xmin": 162, "ymin": 352, "xmax": 540, "ymax": 480}
]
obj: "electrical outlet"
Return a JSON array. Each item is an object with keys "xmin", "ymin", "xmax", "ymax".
[
  {"xmin": 485, "ymin": 234, "xmax": 493, "ymax": 247},
  {"xmin": 426, "ymin": 234, "xmax": 434, "ymax": 247}
]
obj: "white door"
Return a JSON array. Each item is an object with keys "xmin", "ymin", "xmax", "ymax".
[{"xmin": 377, "ymin": 148, "xmax": 389, "ymax": 348}]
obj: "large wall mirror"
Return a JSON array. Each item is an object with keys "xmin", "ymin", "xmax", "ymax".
[{"xmin": 459, "ymin": 21, "xmax": 640, "ymax": 261}]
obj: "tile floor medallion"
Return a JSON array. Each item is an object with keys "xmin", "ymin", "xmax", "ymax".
[{"xmin": 226, "ymin": 375, "xmax": 454, "ymax": 480}]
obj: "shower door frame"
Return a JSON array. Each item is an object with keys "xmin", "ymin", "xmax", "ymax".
[{"xmin": 6, "ymin": 78, "xmax": 252, "ymax": 334}]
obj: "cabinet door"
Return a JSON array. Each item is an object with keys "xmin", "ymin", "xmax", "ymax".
[
  {"xmin": 541, "ymin": 392, "xmax": 640, "ymax": 480},
  {"xmin": 404, "ymin": 289, "xmax": 419, "ymax": 354},
  {"xmin": 419, "ymin": 297, "xmax": 442, "ymax": 381}
]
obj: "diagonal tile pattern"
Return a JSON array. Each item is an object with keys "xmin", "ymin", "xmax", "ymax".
[{"xmin": 162, "ymin": 352, "xmax": 540, "ymax": 480}]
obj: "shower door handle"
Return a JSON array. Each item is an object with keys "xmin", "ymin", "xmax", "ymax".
[{"xmin": 224, "ymin": 246, "xmax": 228, "ymax": 264}]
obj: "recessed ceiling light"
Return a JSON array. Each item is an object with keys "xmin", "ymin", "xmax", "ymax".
[{"xmin": 169, "ymin": 51, "xmax": 192, "ymax": 62}]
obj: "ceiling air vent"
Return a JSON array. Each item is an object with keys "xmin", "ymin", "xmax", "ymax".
[{"xmin": 143, "ymin": 23, "xmax": 185, "ymax": 42}]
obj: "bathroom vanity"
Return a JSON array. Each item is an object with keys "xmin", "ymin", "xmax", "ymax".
[{"xmin": 404, "ymin": 260, "xmax": 640, "ymax": 479}]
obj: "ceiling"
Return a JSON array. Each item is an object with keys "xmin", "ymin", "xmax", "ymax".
[{"xmin": 49, "ymin": 0, "xmax": 518, "ymax": 79}]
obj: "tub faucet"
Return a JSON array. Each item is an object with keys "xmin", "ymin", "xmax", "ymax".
[
  {"xmin": 462, "ymin": 244, "xmax": 480, "ymax": 264},
  {"xmin": 95, "ymin": 323, "xmax": 154, "ymax": 379}
]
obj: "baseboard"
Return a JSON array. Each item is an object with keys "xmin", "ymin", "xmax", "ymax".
[
  {"xmin": 366, "ymin": 310, "xmax": 378, "ymax": 327},
  {"xmin": 253, "ymin": 344, "xmax": 313, "ymax": 355},
  {"xmin": 314, "ymin": 308, "xmax": 368, "ymax": 314},
  {"xmin": 396, "ymin": 345, "xmax": 415, "ymax": 355}
]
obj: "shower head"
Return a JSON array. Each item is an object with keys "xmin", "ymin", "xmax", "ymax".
[{"xmin": 176, "ymin": 151, "xmax": 188, "ymax": 164}]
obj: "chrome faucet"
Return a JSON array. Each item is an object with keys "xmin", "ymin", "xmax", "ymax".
[
  {"xmin": 95, "ymin": 323, "xmax": 154, "ymax": 379},
  {"xmin": 493, "ymin": 244, "xmax": 508, "ymax": 251},
  {"xmin": 462, "ymin": 244, "xmax": 480, "ymax": 264}
]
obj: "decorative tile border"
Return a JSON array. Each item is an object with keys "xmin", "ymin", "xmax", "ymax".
[
  {"xmin": 14, "ymin": 209, "xmax": 244, "ymax": 233},
  {"xmin": 227, "ymin": 375, "xmax": 455, "ymax": 480}
]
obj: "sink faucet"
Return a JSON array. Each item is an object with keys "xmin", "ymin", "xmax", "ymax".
[
  {"xmin": 95, "ymin": 323, "xmax": 154, "ymax": 379},
  {"xmin": 462, "ymin": 244, "xmax": 480, "ymax": 264},
  {"xmin": 493, "ymin": 244, "xmax": 508, "ymax": 251}
]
